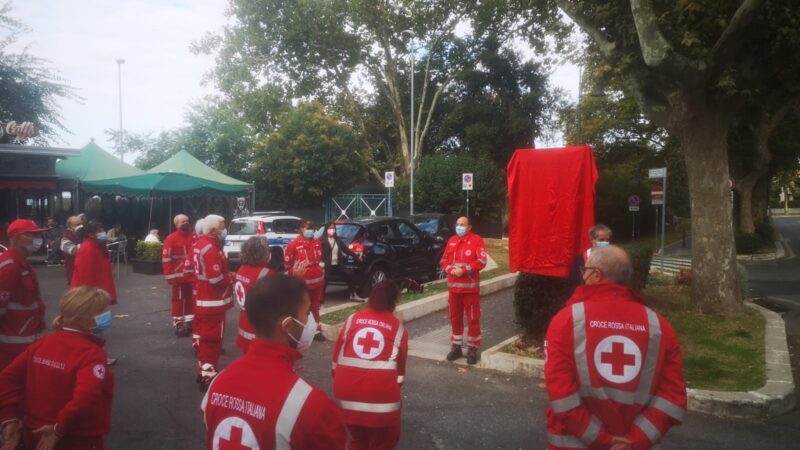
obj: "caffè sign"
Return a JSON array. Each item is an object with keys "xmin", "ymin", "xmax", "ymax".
[{"xmin": 0, "ymin": 121, "xmax": 37, "ymax": 141}]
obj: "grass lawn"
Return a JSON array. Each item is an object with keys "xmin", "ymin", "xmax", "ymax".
[{"xmin": 320, "ymin": 238, "xmax": 511, "ymax": 325}]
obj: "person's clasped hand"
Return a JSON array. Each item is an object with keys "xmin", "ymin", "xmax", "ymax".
[
  {"xmin": 0, "ymin": 421, "xmax": 20, "ymax": 450},
  {"xmin": 32, "ymin": 424, "xmax": 60, "ymax": 450},
  {"xmin": 451, "ymin": 267, "xmax": 464, "ymax": 277},
  {"xmin": 610, "ymin": 436, "xmax": 633, "ymax": 450}
]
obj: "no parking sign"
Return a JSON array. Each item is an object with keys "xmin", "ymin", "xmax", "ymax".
[{"xmin": 462, "ymin": 173, "xmax": 473, "ymax": 190}]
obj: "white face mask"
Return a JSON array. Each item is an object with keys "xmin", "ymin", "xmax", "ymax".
[
  {"xmin": 284, "ymin": 312, "xmax": 317, "ymax": 353},
  {"xmin": 26, "ymin": 237, "xmax": 43, "ymax": 253}
]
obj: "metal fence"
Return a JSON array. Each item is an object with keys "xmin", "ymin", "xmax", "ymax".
[{"xmin": 325, "ymin": 194, "xmax": 391, "ymax": 222}]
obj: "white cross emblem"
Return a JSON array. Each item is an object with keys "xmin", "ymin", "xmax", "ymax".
[
  {"xmin": 234, "ymin": 281, "xmax": 247, "ymax": 308},
  {"xmin": 352, "ymin": 327, "xmax": 385, "ymax": 360},
  {"xmin": 92, "ymin": 364, "xmax": 106, "ymax": 380},
  {"xmin": 593, "ymin": 335, "xmax": 642, "ymax": 384},
  {"xmin": 213, "ymin": 417, "xmax": 260, "ymax": 450}
]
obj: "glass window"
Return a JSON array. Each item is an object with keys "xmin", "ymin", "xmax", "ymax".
[
  {"xmin": 370, "ymin": 223, "xmax": 399, "ymax": 241},
  {"xmin": 396, "ymin": 221, "xmax": 421, "ymax": 244},
  {"xmin": 230, "ymin": 220, "xmax": 257, "ymax": 236},
  {"xmin": 412, "ymin": 218, "xmax": 438, "ymax": 234},
  {"xmin": 335, "ymin": 224, "xmax": 363, "ymax": 244},
  {"xmin": 271, "ymin": 219, "xmax": 302, "ymax": 234}
]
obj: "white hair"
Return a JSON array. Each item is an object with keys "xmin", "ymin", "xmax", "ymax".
[
  {"xmin": 195, "ymin": 219, "xmax": 205, "ymax": 236},
  {"xmin": 203, "ymin": 214, "xmax": 225, "ymax": 235},
  {"xmin": 588, "ymin": 245, "xmax": 632, "ymax": 284},
  {"xmin": 173, "ymin": 214, "xmax": 188, "ymax": 226}
]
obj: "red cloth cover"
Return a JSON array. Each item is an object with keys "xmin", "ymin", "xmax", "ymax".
[{"xmin": 507, "ymin": 146, "xmax": 597, "ymax": 278}]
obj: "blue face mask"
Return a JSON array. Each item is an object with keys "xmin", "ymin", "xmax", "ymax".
[
  {"xmin": 303, "ymin": 230, "xmax": 315, "ymax": 239},
  {"xmin": 596, "ymin": 241, "xmax": 610, "ymax": 248},
  {"xmin": 96, "ymin": 232, "xmax": 108, "ymax": 242},
  {"xmin": 455, "ymin": 225, "xmax": 467, "ymax": 237},
  {"xmin": 219, "ymin": 229, "xmax": 228, "ymax": 241},
  {"xmin": 92, "ymin": 310, "xmax": 113, "ymax": 334}
]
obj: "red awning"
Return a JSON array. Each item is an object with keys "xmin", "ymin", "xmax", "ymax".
[{"xmin": 0, "ymin": 180, "xmax": 58, "ymax": 190}]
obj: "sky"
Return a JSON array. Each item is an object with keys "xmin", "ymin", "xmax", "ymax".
[{"xmin": 8, "ymin": 0, "xmax": 579, "ymax": 156}]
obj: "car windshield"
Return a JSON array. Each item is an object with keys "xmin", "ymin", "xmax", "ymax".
[
  {"xmin": 230, "ymin": 220, "xmax": 257, "ymax": 236},
  {"xmin": 412, "ymin": 218, "xmax": 438, "ymax": 234},
  {"xmin": 335, "ymin": 224, "xmax": 363, "ymax": 244}
]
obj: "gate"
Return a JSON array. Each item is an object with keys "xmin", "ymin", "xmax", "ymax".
[{"xmin": 325, "ymin": 194, "xmax": 391, "ymax": 222}]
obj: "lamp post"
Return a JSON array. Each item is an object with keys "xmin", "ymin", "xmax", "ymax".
[{"xmin": 116, "ymin": 58, "xmax": 125, "ymax": 161}]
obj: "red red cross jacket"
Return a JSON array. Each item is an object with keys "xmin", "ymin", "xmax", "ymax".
[
  {"xmin": 202, "ymin": 339, "xmax": 346, "ymax": 450},
  {"xmin": 234, "ymin": 265, "xmax": 273, "ymax": 352},
  {"xmin": 544, "ymin": 282, "xmax": 687, "ymax": 450},
  {"xmin": 192, "ymin": 236, "xmax": 233, "ymax": 315},
  {"xmin": 70, "ymin": 237, "xmax": 117, "ymax": 305},
  {"xmin": 440, "ymin": 232, "xmax": 487, "ymax": 294},
  {"xmin": 0, "ymin": 248, "xmax": 45, "ymax": 366},
  {"xmin": 332, "ymin": 307, "xmax": 409, "ymax": 428},
  {"xmin": 0, "ymin": 329, "xmax": 114, "ymax": 440},
  {"xmin": 284, "ymin": 237, "xmax": 324, "ymax": 288},
  {"xmin": 162, "ymin": 229, "xmax": 194, "ymax": 284}
]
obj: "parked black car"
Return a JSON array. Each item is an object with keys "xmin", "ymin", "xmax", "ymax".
[
  {"xmin": 328, "ymin": 217, "xmax": 445, "ymax": 297},
  {"xmin": 408, "ymin": 213, "xmax": 456, "ymax": 242}
]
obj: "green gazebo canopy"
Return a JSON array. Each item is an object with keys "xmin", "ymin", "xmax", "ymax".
[
  {"xmin": 148, "ymin": 150, "xmax": 250, "ymax": 188},
  {"xmin": 81, "ymin": 172, "xmax": 250, "ymax": 198},
  {"xmin": 56, "ymin": 142, "xmax": 143, "ymax": 181}
]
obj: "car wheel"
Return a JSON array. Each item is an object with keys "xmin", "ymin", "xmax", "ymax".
[{"xmin": 357, "ymin": 265, "xmax": 388, "ymax": 298}]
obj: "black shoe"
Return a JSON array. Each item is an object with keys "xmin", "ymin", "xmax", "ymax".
[
  {"xmin": 314, "ymin": 332, "xmax": 326, "ymax": 342},
  {"xmin": 467, "ymin": 349, "xmax": 479, "ymax": 365},
  {"xmin": 106, "ymin": 358, "xmax": 117, "ymax": 366},
  {"xmin": 175, "ymin": 324, "xmax": 188, "ymax": 337},
  {"xmin": 446, "ymin": 345, "xmax": 463, "ymax": 361}
]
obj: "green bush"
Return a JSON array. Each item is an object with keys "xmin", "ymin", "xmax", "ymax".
[
  {"xmin": 754, "ymin": 222, "xmax": 774, "ymax": 243},
  {"xmin": 735, "ymin": 233, "xmax": 762, "ymax": 255},
  {"xmin": 135, "ymin": 241, "xmax": 162, "ymax": 262},
  {"xmin": 620, "ymin": 242, "xmax": 653, "ymax": 291},
  {"xmin": 513, "ymin": 273, "xmax": 570, "ymax": 342}
]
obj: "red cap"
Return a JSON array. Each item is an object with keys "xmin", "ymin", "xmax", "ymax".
[{"xmin": 6, "ymin": 219, "xmax": 48, "ymax": 238}]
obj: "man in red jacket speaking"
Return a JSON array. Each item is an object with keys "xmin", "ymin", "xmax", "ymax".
[{"xmin": 544, "ymin": 246, "xmax": 686, "ymax": 450}]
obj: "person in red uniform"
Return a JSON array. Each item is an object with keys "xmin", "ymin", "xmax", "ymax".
[
  {"xmin": 0, "ymin": 287, "xmax": 114, "ymax": 450},
  {"xmin": 284, "ymin": 220, "xmax": 325, "ymax": 342},
  {"xmin": 162, "ymin": 214, "xmax": 195, "ymax": 337},
  {"xmin": 0, "ymin": 220, "xmax": 47, "ymax": 370},
  {"xmin": 59, "ymin": 216, "xmax": 83, "ymax": 285},
  {"xmin": 440, "ymin": 216, "xmax": 487, "ymax": 365},
  {"xmin": 332, "ymin": 280, "xmax": 408, "ymax": 450},
  {"xmin": 234, "ymin": 237, "xmax": 284, "ymax": 354},
  {"xmin": 192, "ymin": 214, "xmax": 234, "ymax": 391},
  {"xmin": 70, "ymin": 221, "xmax": 117, "ymax": 305},
  {"xmin": 202, "ymin": 274, "xmax": 346, "ymax": 450},
  {"xmin": 544, "ymin": 246, "xmax": 687, "ymax": 450}
]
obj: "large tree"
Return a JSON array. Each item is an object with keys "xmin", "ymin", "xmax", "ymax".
[{"xmin": 548, "ymin": 0, "xmax": 800, "ymax": 315}]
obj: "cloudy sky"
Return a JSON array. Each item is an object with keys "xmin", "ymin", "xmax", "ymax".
[{"xmin": 9, "ymin": 0, "xmax": 578, "ymax": 156}]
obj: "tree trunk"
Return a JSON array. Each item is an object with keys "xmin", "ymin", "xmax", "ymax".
[
  {"xmin": 752, "ymin": 173, "xmax": 770, "ymax": 225},
  {"xmin": 681, "ymin": 117, "xmax": 743, "ymax": 315}
]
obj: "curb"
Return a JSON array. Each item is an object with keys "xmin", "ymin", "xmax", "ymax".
[
  {"xmin": 321, "ymin": 272, "xmax": 519, "ymax": 341},
  {"xmin": 478, "ymin": 302, "xmax": 796, "ymax": 419}
]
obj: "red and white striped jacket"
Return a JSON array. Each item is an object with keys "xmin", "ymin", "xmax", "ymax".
[
  {"xmin": 0, "ymin": 248, "xmax": 44, "ymax": 368},
  {"xmin": 191, "ymin": 236, "xmax": 233, "ymax": 315},
  {"xmin": 440, "ymin": 232, "xmax": 487, "ymax": 294},
  {"xmin": 544, "ymin": 282, "xmax": 687, "ymax": 450},
  {"xmin": 162, "ymin": 229, "xmax": 194, "ymax": 284},
  {"xmin": 332, "ymin": 307, "xmax": 408, "ymax": 427},
  {"xmin": 284, "ymin": 237, "xmax": 324, "ymax": 288},
  {"xmin": 202, "ymin": 339, "xmax": 346, "ymax": 450},
  {"xmin": 234, "ymin": 265, "xmax": 273, "ymax": 353}
]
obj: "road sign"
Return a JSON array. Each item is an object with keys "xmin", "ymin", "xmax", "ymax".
[
  {"xmin": 384, "ymin": 171, "xmax": 395, "ymax": 188},
  {"xmin": 648, "ymin": 168, "xmax": 666, "ymax": 178},
  {"xmin": 628, "ymin": 195, "xmax": 641, "ymax": 207},
  {"xmin": 462, "ymin": 173, "xmax": 473, "ymax": 191},
  {"xmin": 629, "ymin": 206, "xmax": 640, "ymax": 212},
  {"xmin": 651, "ymin": 186, "xmax": 664, "ymax": 205}
]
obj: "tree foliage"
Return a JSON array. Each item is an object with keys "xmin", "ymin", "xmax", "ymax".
[{"xmin": 253, "ymin": 102, "xmax": 367, "ymax": 208}]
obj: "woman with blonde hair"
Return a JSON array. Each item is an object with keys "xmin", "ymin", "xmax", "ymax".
[{"xmin": 0, "ymin": 287, "xmax": 115, "ymax": 450}]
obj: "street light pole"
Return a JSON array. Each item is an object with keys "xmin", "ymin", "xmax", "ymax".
[{"xmin": 116, "ymin": 59, "xmax": 125, "ymax": 161}]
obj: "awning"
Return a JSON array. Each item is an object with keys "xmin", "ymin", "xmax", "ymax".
[
  {"xmin": 81, "ymin": 172, "xmax": 251, "ymax": 198},
  {"xmin": 0, "ymin": 180, "xmax": 57, "ymax": 190}
]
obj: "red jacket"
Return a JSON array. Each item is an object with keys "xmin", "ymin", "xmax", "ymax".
[
  {"xmin": 202, "ymin": 339, "xmax": 346, "ymax": 450},
  {"xmin": 0, "ymin": 329, "xmax": 114, "ymax": 439},
  {"xmin": 284, "ymin": 237, "xmax": 324, "ymax": 288},
  {"xmin": 234, "ymin": 265, "xmax": 274, "ymax": 353},
  {"xmin": 71, "ymin": 238, "xmax": 117, "ymax": 305},
  {"xmin": 191, "ymin": 236, "xmax": 233, "ymax": 315},
  {"xmin": 162, "ymin": 229, "xmax": 194, "ymax": 285},
  {"xmin": 0, "ymin": 248, "xmax": 45, "ymax": 366},
  {"xmin": 440, "ymin": 232, "xmax": 487, "ymax": 294},
  {"xmin": 332, "ymin": 307, "xmax": 408, "ymax": 427},
  {"xmin": 544, "ymin": 283, "xmax": 687, "ymax": 450}
]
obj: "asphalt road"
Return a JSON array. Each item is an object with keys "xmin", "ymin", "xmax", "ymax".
[{"xmin": 27, "ymin": 246, "xmax": 800, "ymax": 449}]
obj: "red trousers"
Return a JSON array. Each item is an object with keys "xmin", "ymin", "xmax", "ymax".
[
  {"xmin": 170, "ymin": 283, "xmax": 194, "ymax": 325},
  {"xmin": 24, "ymin": 428, "xmax": 104, "ymax": 450},
  {"xmin": 308, "ymin": 284, "xmax": 323, "ymax": 332},
  {"xmin": 194, "ymin": 312, "xmax": 226, "ymax": 374},
  {"xmin": 347, "ymin": 424, "xmax": 401, "ymax": 450},
  {"xmin": 448, "ymin": 292, "xmax": 481, "ymax": 348}
]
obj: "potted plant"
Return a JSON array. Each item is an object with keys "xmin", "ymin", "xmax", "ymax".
[{"xmin": 131, "ymin": 241, "xmax": 163, "ymax": 275}]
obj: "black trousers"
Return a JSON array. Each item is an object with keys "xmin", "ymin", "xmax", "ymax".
[{"xmin": 325, "ymin": 264, "xmax": 357, "ymax": 298}]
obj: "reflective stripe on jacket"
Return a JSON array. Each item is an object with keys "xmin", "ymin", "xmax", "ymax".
[{"xmin": 440, "ymin": 232, "xmax": 487, "ymax": 294}]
